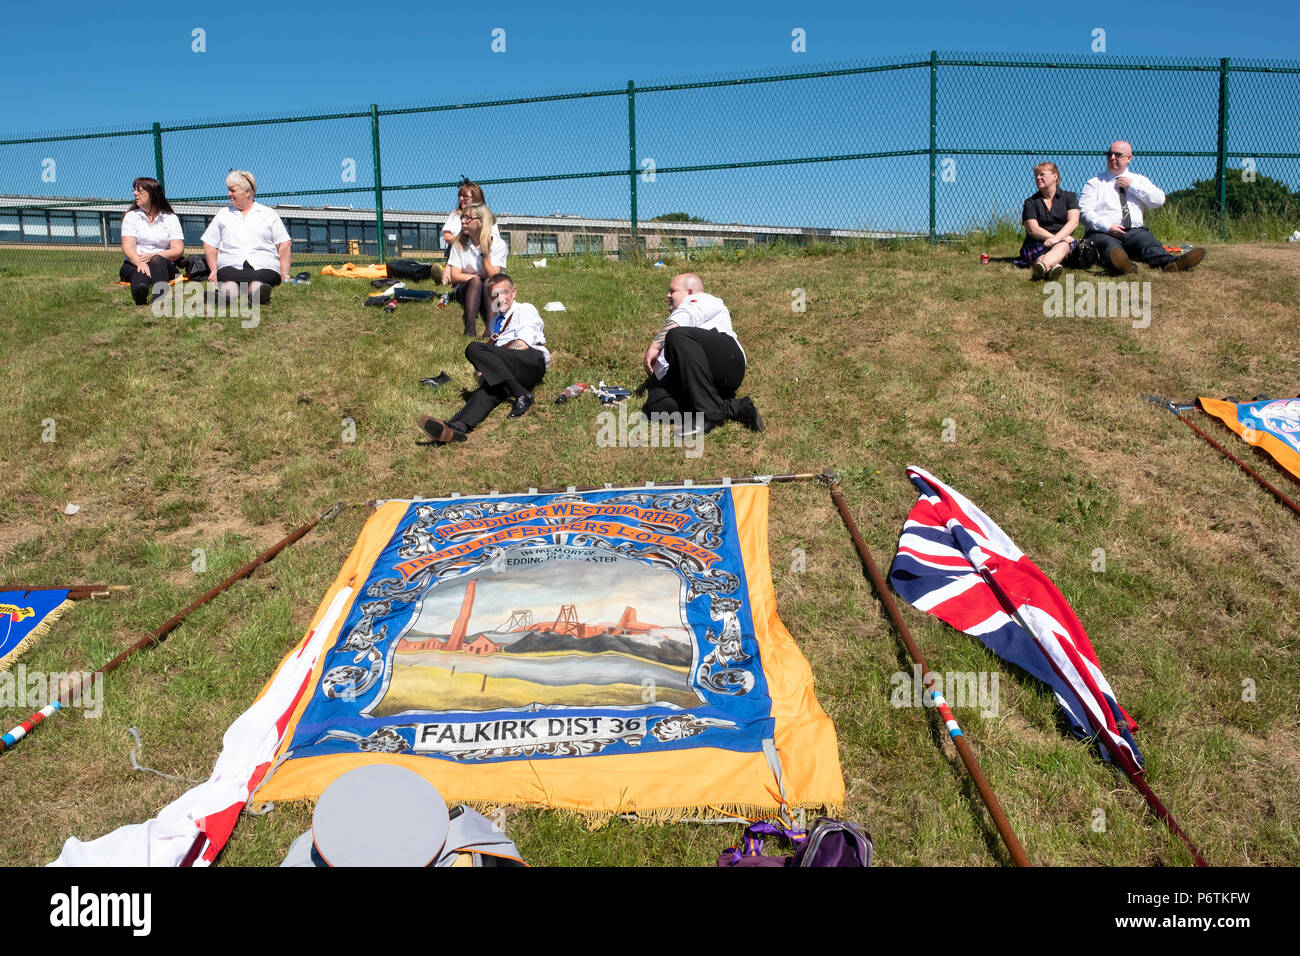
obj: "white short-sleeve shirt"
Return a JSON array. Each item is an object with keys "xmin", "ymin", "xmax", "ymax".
[
  {"xmin": 447, "ymin": 233, "xmax": 509, "ymax": 276},
  {"xmin": 121, "ymin": 208, "xmax": 183, "ymax": 256},
  {"xmin": 654, "ymin": 292, "xmax": 745, "ymax": 378},
  {"xmin": 200, "ymin": 202, "xmax": 291, "ymax": 273},
  {"xmin": 489, "ymin": 301, "xmax": 550, "ymax": 366}
]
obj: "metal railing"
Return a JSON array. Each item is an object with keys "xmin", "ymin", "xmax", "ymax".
[{"xmin": 2, "ymin": 51, "xmax": 1297, "ymax": 268}]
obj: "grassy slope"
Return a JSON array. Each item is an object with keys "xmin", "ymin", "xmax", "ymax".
[{"xmin": 0, "ymin": 240, "xmax": 1296, "ymax": 866}]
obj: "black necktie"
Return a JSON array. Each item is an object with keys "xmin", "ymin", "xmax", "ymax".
[{"xmin": 1118, "ymin": 187, "xmax": 1132, "ymax": 229}]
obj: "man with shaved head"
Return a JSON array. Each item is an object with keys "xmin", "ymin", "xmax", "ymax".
[
  {"xmin": 641, "ymin": 272, "xmax": 762, "ymax": 435},
  {"xmin": 1079, "ymin": 140, "xmax": 1204, "ymax": 274}
]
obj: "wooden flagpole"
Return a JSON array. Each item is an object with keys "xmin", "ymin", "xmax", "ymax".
[
  {"xmin": 825, "ymin": 477, "xmax": 1032, "ymax": 867},
  {"xmin": 1144, "ymin": 395, "xmax": 1300, "ymax": 517},
  {"xmin": 0, "ymin": 503, "xmax": 345, "ymax": 753},
  {"xmin": 0, "ymin": 585, "xmax": 131, "ymax": 600},
  {"xmin": 975, "ymin": 565, "xmax": 1209, "ymax": 867}
]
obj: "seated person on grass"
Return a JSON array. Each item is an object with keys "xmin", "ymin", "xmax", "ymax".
[
  {"xmin": 201, "ymin": 170, "xmax": 292, "ymax": 305},
  {"xmin": 1016, "ymin": 162, "xmax": 1079, "ymax": 280},
  {"xmin": 1079, "ymin": 141, "xmax": 1204, "ymax": 274},
  {"xmin": 119, "ymin": 177, "xmax": 184, "ymax": 305},
  {"xmin": 642, "ymin": 272, "xmax": 762, "ymax": 436},
  {"xmin": 415, "ymin": 273, "xmax": 548, "ymax": 445},
  {"xmin": 445, "ymin": 202, "xmax": 507, "ymax": 336}
]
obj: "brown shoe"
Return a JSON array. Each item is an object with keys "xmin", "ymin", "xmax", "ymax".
[
  {"xmin": 416, "ymin": 415, "xmax": 465, "ymax": 443},
  {"xmin": 1031, "ymin": 261, "xmax": 1046, "ymax": 280},
  {"xmin": 430, "ymin": 263, "xmax": 444, "ymax": 284},
  {"xmin": 1046, "ymin": 263, "xmax": 1063, "ymax": 281},
  {"xmin": 1163, "ymin": 247, "xmax": 1205, "ymax": 273},
  {"xmin": 1108, "ymin": 247, "xmax": 1138, "ymax": 275}
]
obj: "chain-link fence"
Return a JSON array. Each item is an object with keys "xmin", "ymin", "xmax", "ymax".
[{"xmin": 2, "ymin": 51, "xmax": 1297, "ymax": 271}]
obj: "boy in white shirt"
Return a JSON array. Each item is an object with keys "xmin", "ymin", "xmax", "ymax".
[{"xmin": 417, "ymin": 274, "xmax": 548, "ymax": 443}]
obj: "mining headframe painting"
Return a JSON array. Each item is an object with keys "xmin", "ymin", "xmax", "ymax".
[{"xmin": 369, "ymin": 548, "xmax": 703, "ymax": 716}]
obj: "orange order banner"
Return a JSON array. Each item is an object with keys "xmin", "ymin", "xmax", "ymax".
[
  {"xmin": 253, "ymin": 485, "xmax": 844, "ymax": 822},
  {"xmin": 1199, "ymin": 396, "xmax": 1300, "ymax": 480}
]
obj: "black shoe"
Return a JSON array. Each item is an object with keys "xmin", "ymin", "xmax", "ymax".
[
  {"xmin": 508, "ymin": 393, "xmax": 535, "ymax": 418},
  {"xmin": 419, "ymin": 372, "xmax": 452, "ymax": 389},
  {"xmin": 255, "ymin": 284, "xmax": 272, "ymax": 305},
  {"xmin": 1108, "ymin": 247, "xmax": 1138, "ymax": 275},
  {"xmin": 416, "ymin": 415, "xmax": 465, "ymax": 444},
  {"xmin": 1163, "ymin": 247, "xmax": 1204, "ymax": 273},
  {"xmin": 732, "ymin": 396, "xmax": 764, "ymax": 432}
]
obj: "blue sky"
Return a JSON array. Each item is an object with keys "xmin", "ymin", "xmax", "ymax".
[
  {"xmin": 5, "ymin": 0, "xmax": 1298, "ymax": 135},
  {"xmin": 3, "ymin": 1, "xmax": 1298, "ymax": 234}
]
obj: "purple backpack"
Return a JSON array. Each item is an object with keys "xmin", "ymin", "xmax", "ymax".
[{"xmin": 717, "ymin": 817, "xmax": 873, "ymax": 868}]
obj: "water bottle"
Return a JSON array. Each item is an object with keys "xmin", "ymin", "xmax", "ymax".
[{"xmin": 555, "ymin": 383, "xmax": 588, "ymax": 404}]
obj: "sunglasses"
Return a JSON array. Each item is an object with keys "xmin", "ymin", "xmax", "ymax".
[{"xmin": 1106, "ymin": 151, "xmax": 1131, "ymax": 158}]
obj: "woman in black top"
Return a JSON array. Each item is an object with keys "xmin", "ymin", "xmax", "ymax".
[{"xmin": 1017, "ymin": 162, "xmax": 1079, "ymax": 280}]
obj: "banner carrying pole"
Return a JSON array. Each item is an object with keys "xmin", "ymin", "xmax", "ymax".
[
  {"xmin": 974, "ymin": 562, "xmax": 1208, "ymax": 867},
  {"xmin": 0, "ymin": 503, "xmax": 345, "ymax": 754},
  {"xmin": 824, "ymin": 477, "xmax": 1032, "ymax": 867},
  {"xmin": 1144, "ymin": 395, "xmax": 1300, "ymax": 518}
]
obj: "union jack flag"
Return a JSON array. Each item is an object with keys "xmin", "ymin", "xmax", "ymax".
[{"xmin": 887, "ymin": 466, "xmax": 1144, "ymax": 775}]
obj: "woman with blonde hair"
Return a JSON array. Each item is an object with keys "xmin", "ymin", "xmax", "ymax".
[
  {"xmin": 1017, "ymin": 161, "xmax": 1080, "ymax": 280},
  {"xmin": 201, "ymin": 170, "xmax": 292, "ymax": 304},
  {"xmin": 445, "ymin": 202, "xmax": 508, "ymax": 336}
]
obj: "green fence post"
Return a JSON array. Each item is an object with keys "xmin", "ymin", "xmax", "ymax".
[
  {"xmin": 628, "ymin": 80, "xmax": 638, "ymax": 256},
  {"xmin": 371, "ymin": 104, "xmax": 386, "ymax": 263},
  {"xmin": 1216, "ymin": 57, "xmax": 1230, "ymax": 237},
  {"xmin": 929, "ymin": 50, "xmax": 938, "ymax": 244},
  {"xmin": 152, "ymin": 122, "xmax": 164, "ymax": 191}
]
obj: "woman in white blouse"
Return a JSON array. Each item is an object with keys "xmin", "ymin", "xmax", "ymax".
[
  {"xmin": 201, "ymin": 170, "xmax": 292, "ymax": 305},
  {"xmin": 445, "ymin": 202, "xmax": 508, "ymax": 336},
  {"xmin": 119, "ymin": 177, "xmax": 184, "ymax": 305}
]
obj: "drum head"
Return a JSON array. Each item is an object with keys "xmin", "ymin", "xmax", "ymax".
[{"xmin": 311, "ymin": 764, "xmax": 450, "ymax": 867}]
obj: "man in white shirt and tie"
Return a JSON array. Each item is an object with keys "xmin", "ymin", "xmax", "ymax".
[
  {"xmin": 416, "ymin": 273, "xmax": 549, "ymax": 444},
  {"xmin": 1079, "ymin": 140, "xmax": 1204, "ymax": 274},
  {"xmin": 642, "ymin": 273, "xmax": 762, "ymax": 435}
]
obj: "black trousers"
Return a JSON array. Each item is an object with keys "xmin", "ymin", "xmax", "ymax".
[
  {"xmin": 119, "ymin": 256, "xmax": 177, "ymax": 305},
  {"xmin": 1085, "ymin": 226, "xmax": 1175, "ymax": 269},
  {"xmin": 642, "ymin": 326, "xmax": 746, "ymax": 426},
  {"xmin": 449, "ymin": 342, "xmax": 546, "ymax": 433},
  {"xmin": 216, "ymin": 262, "xmax": 283, "ymax": 291}
]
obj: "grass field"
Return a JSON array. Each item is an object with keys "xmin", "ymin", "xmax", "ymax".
[{"xmin": 1, "ymin": 236, "xmax": 1297, "ymax": 867}]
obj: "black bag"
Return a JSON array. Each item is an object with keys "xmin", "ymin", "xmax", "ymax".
[
  {"xmin": 1070, "ymin": 238, "xmax": 1100, "ymax": 270},
  {"xmin": 385, "ymin": 259, "xmax": 433, "ymax": 281},
  {"xmin": 179, "ymin": 254, "xmax": 210, "ymax": 281}
]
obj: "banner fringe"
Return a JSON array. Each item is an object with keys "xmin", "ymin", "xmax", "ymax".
[{"xmin": 0, "ymin": 599, "xmax": 73, "ymax": 673}]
